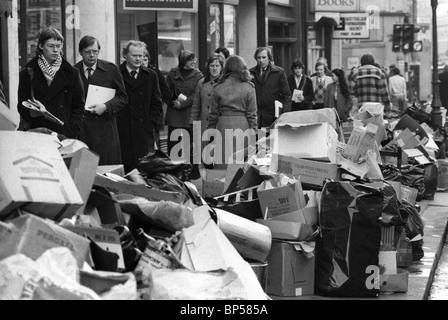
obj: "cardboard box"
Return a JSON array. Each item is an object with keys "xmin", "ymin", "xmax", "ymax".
[
  {"xmin": 257, "ymin": 217, "xmax": 315, "ymax": 242},
  {"xmin": 275, "ymin": 123, "xmax": 339, "ymax": 163},
  {"xmin": 257, "ymin": 177, "xmax": 306, "ymax": 219},
  {"xmin": 202, "ymin": 169, "xmax": 226, "ymax": 199},
  {"xmin": 271, "ymin": 155, "xmax": 341, "ymax": 187},
  {"xmin": 66, "ymin": 148, "xmax": 100, "ymax": 215},
  {"xmin": 275, "ymin": 108, "xmax": 338, "ymax": 130},
  {"xmin": 342, "ymin": 122, "xmax": 355, "ymax": 144},
  {"xmin": 85, "ymin": 187, "xmax": 127, "ymax": 228},
  {"xmin": 401, "ymin": 186, "xmax": 418, "ymax": 206},
  {"xmin": 380, "ymin": 269, "xmax": 409, "ymax": 293},
  {"xmin": 0, "ymin": 101, "xmax": 17, "ymax": 131},
  {"xmin": 344, "ymin": 123, "xmax": 380, "ymax": 162},
  {"xmin": 437, "ymin": 159, "xmax": 448, "ymax": 189},
  {"xmin": 0, "ymin": 132, "xmax": 84, "ymax": 221},
  {"xmin": 267, "ymin": 240, "xmax": 315, "ymax": 297},
  {"xmin": 0, "ymin": 214, "xmax": 90, "ymax": 268},
  {"xmin": 64, "ymin": 225, "xmax": 125, "ymax": 271},
  {"xmin": 273, "ymin": 207, "xmax": 319, "ymax": 227},
  {"xmin": 0, "ymin": 221, "xmax": 16, "ymax": 242},
  {"xmin": 97, "ymin": 165, "xmax": 126, "ymax": 178},
  {"xmin": 94, "ymin": 174, "xmax": 186, "ymax": 204}
]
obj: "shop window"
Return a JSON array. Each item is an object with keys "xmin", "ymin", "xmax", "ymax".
[
  {"xmin": 117, "ymin": 4, "xmax": 198, "ymax": 74},
  {"xmin": 18, "ymin": 0, "xmax": 64, "ymax": 67},
  {"xmin": 209, "ymin": 2, "xmax": 237, "ymax": 58}
]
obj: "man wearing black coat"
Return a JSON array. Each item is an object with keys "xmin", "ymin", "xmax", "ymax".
[
  {"xmin": 118, "ymin": 41, "xmax": 163, "ymax": 173},
  {"xmin": 75, "ymin": 36, "xmax": 128, "ymax": 166}
]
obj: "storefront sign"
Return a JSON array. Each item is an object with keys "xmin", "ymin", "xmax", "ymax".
[
  {"xmin": 314, "ymin": 0, "xmax": 359, "ymax": 12},
  {"xmin": 333, "ymin": 13, "xmax": 369, "ymax": 39},
  {"xmin": 124, "ymin": 0, "xmax": 198, "ymax": 12}
]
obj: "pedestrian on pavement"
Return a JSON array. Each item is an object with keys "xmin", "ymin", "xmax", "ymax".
[
  {"xmin": 215, "ymin": 47, "xmax": 230, "ymax": 61},
  {"xmin": 207, "ymin": 55, "xmax": 258, "ymax": 170},
  {"xmin": 349, "ymin": 53, "xmax": 391, "ymax": 110},
  {"xmin": 324, "ymin": 68, "xmax": 353, "ymax": 122},
  {"xmin": 287, "ymin": 58, "xmax": 314, "ymax": 111},
  {"xmin": 249, "ymin": 47, "xmax": 291, "ymax": 129},
  {"xmin": 118, "ymin": 41, "xmax": 163, "ymax": 174},
  {"xmin": 0, "ymin": 80, "xmax": 6, "ymax": 107},
  {"xmin": 165, "ymin": 50, "xmax": 204, "ymax": 180},
  {"xmin": 311, "ymin": 62, "xmax": 333, "ymax": 110},
  {"xmin": 389, "ymin": 67, "xmax": 408, "ymax": 115},
  {"xmin": 17, "ymin": 27, "xmax": 85, "ymax": 139},
  {"xmin": 75, "ymin": 35, "xmax": 128, "ymax": 166},
  {"xmin": 190, "ymin": 54, "xmax": 225, "ymax": 166},
  {"xmin": 142, "ymin": 48, "xmax": 171, "ymax": 151},
  {"xmin": 439, "ymin": 64, "xmax": 448, "ymax": 110}
]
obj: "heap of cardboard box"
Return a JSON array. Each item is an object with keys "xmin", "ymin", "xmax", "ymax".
[{"xmin": 0, "ymin": 101, "xmax": 440, "ymax": 300}]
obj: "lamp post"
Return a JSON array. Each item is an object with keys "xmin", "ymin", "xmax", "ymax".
[{"xmin": 431, "ymin": 0, "xmax": 443, "ymax": 128}]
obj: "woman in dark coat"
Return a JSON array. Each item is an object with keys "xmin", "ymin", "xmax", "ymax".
[
  {"xmin": 324, "ymin": 68, "xmax": 353, "ymax": 122},
  {"xmin": 17, "ymin": 27, "xmax": 85, "ymax": 139},
  {"xmin": 287, "ymin": 58, "xmax": 314, "ymax": 112}
]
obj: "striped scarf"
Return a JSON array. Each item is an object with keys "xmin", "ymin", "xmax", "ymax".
[{"xmin": 38, "ymin": 54, "xmax": 62, "ymax": 86}]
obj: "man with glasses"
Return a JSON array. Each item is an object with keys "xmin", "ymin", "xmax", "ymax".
[{"xmin": 75, "ymin": 35, "xmax": 128, "ymax": 166}]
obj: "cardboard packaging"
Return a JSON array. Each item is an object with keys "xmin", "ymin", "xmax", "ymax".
[
  {"xmin": 257, "ymin": 177, "xmax": 306, "ymax": 219},
  {"xmin": 202, "ymin": 169, "xmax": 227, "ymax": 199},
  {"xmin": 401, "ymin": 185, "xmax": 419, "ymax": 206},
  {"xmin": 344, "ymin": 123, "xmax": 380, "ymax": 163},
  {"xmin": 275, "ymin": 123, "xmax": 339, "ymax": 163},
  {"xmin": 64, "ymin": 225, "xmax": 125, "ymax": 271},
  {"xmin": 437, "ymin": 159, "xmax": 448, "ymax": 189},
  {"xmin": 267, "ymin": 240, "xmax": 315, "ymax": 297},
  {"xmin": 0, "ymin": 214, "xmax": 90, "ymax": 268},
  {"xmin": 380, "ymin": 269, "xmax": 409, "ymax": 293},
  {"xmin": 97, "ymin": 165, "xmax": 126, "ymax": 178},
  {"xmin": 0, "ymin": 101, "xmax": 17, "ymax": 131},
  {"xmin": 0, "ymin": 132, "xmax": 84, "ymax": 221},
  {"xmin": 271, "ymin": 155, "xmax": 341, "ymax": 187},
  {"xmin": 275, "ymin": 108, "xmax": 338, "ymax": 131}
]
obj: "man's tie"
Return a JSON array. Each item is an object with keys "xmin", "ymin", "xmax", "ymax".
[
  {"xmin": 87, "ymin": 67, "xmax": 93, "ymax": 81},
  {"xmin": 130, "ymin": 70, "xmax": 137, "ymax": 80}
]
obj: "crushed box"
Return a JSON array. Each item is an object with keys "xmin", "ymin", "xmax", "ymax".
[
  {"xmin": 202, "ymin": 169, "xmax": 226, "ymax": 199},
  {"xmin": 0, "ymin": 131, "xmax": 84, "ymax": 221}
]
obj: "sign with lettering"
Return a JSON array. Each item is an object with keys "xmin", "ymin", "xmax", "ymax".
[
  {"xmin": 333, "ymin": 13, "xmax": 370, "ymax": 39},
  {"xmin": 315, "ymin": 0, "xmax": 359, "ymax": 12},
  {"xmin": 124, "ymin": 0, "xmax": 198, "ymax": 12}
]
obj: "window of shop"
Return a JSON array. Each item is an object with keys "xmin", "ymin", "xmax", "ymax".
[
  {"xmin": 209, "ymin": 1, "xmax": 237, "ymax": 58},
  {"xmin": 268, "ymin": 20, "xmax": 295, "ymax": 70},
  {"xmin": 18, "ymin": 0, "xmax": 65, "ymax": 68},
  {"xmin": 116, "ymin": 1, "xmax": 198, "ymax": 75}
]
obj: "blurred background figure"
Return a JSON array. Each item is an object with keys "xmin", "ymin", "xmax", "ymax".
[
  {"xmin": 287, "ymin": 58, "xmax": 314, "ymax": 111},
  {"xmin": 311, "ymin": 62, "xmax": 333, "ymax": 110},
  {"xmin": 190, "ymin": 54, "xmax": 225, "ymax": 168},
  {"xmin": 324, "ymin": 68, "xmax": 353, "ymax": 122},
  {"xmin": 389, "ymin": 67, "xmax": 408, "ymax": 115},
  {"xmin": 215, "ymin": 47, "xmax": 230, "ymax": 61}
]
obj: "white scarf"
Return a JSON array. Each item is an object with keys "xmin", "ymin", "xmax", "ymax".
[{"xmin": 38, "ymin": 55, "xmax": 62, "ymax": 86}]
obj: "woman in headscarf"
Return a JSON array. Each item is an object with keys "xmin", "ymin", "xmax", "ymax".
[
  {"xmin": 207, "ymin": 55, "xmax": 258, "ymax": 170},
  {"xmin": 17, "ymin": 27, "xmax": 85, "ymax": 139}
]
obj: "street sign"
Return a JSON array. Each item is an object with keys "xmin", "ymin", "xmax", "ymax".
[
  {"xmin": 413, "ymin": 41, "xmax": 423, "ymax": 52},
  {"xmin": 333, "ymin": 13, "xmax": 370, "ymax": 39}
]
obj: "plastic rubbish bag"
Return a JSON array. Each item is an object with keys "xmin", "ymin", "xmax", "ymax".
[
  {"xmin": 401, "ymin": 164, "xmax": 438, "ymax": 201},
  {"xmin": 138, "ymin": 150, "xmax": 192, "ymax": 181},
  {"xmin": 316, "ymin": 181, "xmax": 382, "ymax": 298},
  {"xmin": 400, "ymin": 199, "xmax": 425, "ymax": 261},
  {"xmin": 381, "ymin": 182, "xmax": 405, "ymax": 227}
]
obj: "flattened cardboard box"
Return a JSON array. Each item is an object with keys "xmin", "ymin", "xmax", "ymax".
[
  {"xmin": 0, "ymin": 101, "xmax": 17, "ymax": 131},
  {"xmin": 267, "ymin": 240, "xmax": 315, "ymax": 297},
  {"xmin": 0, "ymin": 132, "xmax": 84, "ymax": 221},
  {"xmin": 271, "ymin": 155, "xmax": 341, "ymax": 187},
  {"xmin": 0, "ymin": 214, "xmax": 90, "ymax": 268}
]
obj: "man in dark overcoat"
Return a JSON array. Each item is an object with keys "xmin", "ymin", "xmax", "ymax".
[
  {"xmin": 118, "ymin": 41, "xmax": 163, "ymax": 173},
  {"xmin": 75, "ymin": 35, "xmax": 128, "ymax": 166}
]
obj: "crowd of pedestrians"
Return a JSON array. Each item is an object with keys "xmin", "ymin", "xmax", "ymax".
[{"xmin": 8, "ymin": 26, "xmax": 408, "ymax": 180}]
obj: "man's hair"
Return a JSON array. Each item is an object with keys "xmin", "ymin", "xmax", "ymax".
[
  {"xmin": 215, "ymin": 47, "xmax": 230, "ymax": 59},
  {"xmin": 315, "ymin": 62, "xmax": 326, "ymax": 71},
  {"xmin": 253, "ymin": 47, "xmax": 273, "ymax": 62},
  {"xmin": 392, "ymin": 68, "xmax": 401, "ymax": 76},
  {"xmin": 78, "ymin": 35, "xmax": 101, "ymax": 53},
  {"xmin": 178, "ymin": 50, "xmax": 196, "ymax": 69},
  {"xmin": 291, "ymin": 58, "xmax": 305, "ymax": 72},
  {"xmin": 36, "ymin": 27, "xmax": 64, "ymax": 55},
  {"xmin": 360, "ymin": 53, "xmax": 375, "ymax": 66},
  {"xmin": 122, "ymin": 40, "xmax": 146, "ymax": 57}
]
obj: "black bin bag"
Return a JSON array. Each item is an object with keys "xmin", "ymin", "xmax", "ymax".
[{"xmin": 316, "ymin": 181, "xmax": 383, "ymax": 298}]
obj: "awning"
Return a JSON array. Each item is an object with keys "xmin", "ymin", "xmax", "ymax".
[
  {"xmin": 314, "ymin": 12, "xmax": 340, "ymax": 28},
  {"xmin": 0, "ymin": 0, "xmax": 13, "ymax": 18}
]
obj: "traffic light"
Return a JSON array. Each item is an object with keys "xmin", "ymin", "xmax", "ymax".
[
  {"xmin": 402, "ymin": 23, "xmax": 415, "ymax": 53},
  {"xmin": 392, "ymin": 24, "xmax": 403, "ymax": 53}
]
